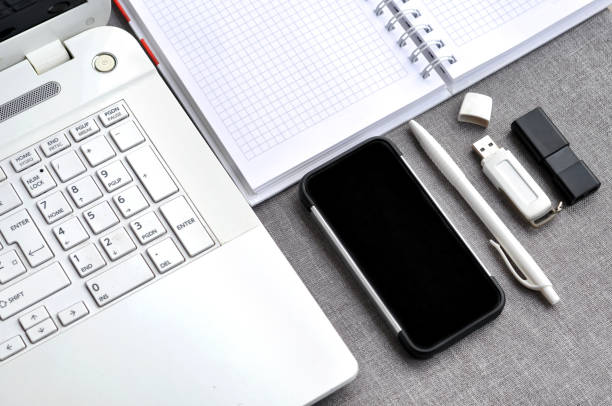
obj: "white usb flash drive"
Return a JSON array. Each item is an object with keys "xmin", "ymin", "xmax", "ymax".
[{"xmin": 472, "ymin": 136, "xmax": 561, "ymax": 227}]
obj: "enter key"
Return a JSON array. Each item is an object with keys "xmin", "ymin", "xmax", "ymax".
[{"xmin": 0, "ymin": 209, "xmax": 54, "ymax": 267}]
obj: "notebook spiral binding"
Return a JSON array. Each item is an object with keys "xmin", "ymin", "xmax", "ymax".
[{"xmin": 371, "ymin": 0, "xmax": 456, "ymax": 79}]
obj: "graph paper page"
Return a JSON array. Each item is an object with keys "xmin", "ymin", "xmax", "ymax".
[
  {"xmin": 126, "ymin": 0, "xmax": 445, "ymax": 190},
  {"xmin": 414, "ymin": 0, "xmax": 596, "ymax": 79}
]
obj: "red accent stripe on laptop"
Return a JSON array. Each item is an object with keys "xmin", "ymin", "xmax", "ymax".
[
  {"xmin": 140, "ymin": 39, "xmax": 159, "ymax": 66},
  {"xmin": 112, "ymin": 0, "xmax": 131, "ymax": 23}
]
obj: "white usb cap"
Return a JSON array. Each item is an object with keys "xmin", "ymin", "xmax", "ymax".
[
  {"xmin": 458, "ymin": 92, "xmax": 493, "ymax": 127},
  {"xmin": 473, "ymin": 136, "xmax": 561, "ymax": 227}
]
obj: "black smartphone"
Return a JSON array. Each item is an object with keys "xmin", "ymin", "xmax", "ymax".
[{"xmin": 300, "ymin": 138, "xmax": 504, "ymax": 358}]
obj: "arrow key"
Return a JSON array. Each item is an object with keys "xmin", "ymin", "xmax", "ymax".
[
  {"xmin": 57, "ymin": 301, "xmax": 89, "ymax": 326},
  {"xmin": 26, "ymin": 318, "xmax": 57, "ymax": 343},
  {"xmin": 0, "ymin": 336, "xmax": 25, "ymax": 361},
  {"xmin": 18, "ymin": 306, "xmax": 50, "ymax": 330}
]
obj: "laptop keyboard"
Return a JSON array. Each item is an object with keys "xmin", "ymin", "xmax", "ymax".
[
  {"xmin": 0, "ymin": 101, "xmax": 217, "ymax": 362},
  {"xmin": 0, "ymin": 0, "xmax": 37, "ymax": 19},
  {"xmin": 0, "ymin": 0, "xmax": 89, "ymax": 42}
]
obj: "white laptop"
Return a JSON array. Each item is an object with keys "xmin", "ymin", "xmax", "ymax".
[{"xmin": 0, "ymin": 1, "xmax": 357, "ymax": 404}]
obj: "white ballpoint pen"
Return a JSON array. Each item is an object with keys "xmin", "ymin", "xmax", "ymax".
[{"xmin": 408, "ymin": 120, "xmax": 560, "ymax": 305}]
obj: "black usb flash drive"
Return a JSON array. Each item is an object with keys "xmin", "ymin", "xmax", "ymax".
[{"xmin": 511, "ymin": 107, "xmax": 600, "ymax": 205}]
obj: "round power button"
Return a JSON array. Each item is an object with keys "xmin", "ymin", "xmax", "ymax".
[{"xmin": 93, "ymin": 53, "xmax": 116, "ymax": 72}]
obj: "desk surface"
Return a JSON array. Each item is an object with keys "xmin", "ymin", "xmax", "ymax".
[{"xmin": 110, "ymin": 9, "xmax": 612, "ymax": 405}]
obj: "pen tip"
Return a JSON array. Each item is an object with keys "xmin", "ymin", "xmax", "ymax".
[
  {"xmin": 542, "ymin": 286, "xmax": 560, "ymax": 305},
  {"xmin": 408, "ymin": 120, "xmax": 424, "ymax": 136}
]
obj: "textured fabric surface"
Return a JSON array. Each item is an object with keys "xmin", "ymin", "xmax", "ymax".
[
  {"xmin": 254, "ymin": 12, "xmax": 612, "ymax": 405},
  {"xmin": 110, "ymin": 9, "xmax": 612, "ymax": 405}
]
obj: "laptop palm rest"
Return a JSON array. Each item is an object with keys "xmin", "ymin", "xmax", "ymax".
[{"xmin": 0, "ymin": 226, "xmax": 357, "ymax": 405}]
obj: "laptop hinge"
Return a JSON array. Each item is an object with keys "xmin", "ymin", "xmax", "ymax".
[{"xmin": 25, "ymin": 39, "xmax": 71, "ymax": 75}]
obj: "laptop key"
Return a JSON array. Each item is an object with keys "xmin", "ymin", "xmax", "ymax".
[
  {"xmin": 10, "ymin": 0, "xmax": 37, "ymax": 11},
  {"xmin": 67, "ymin": 176, "xmax": 102, "ymax": 208},
  {"xmin": 69, "ymin": 118, "xmax": 99, "ymax": 142},
  {"xmin": 37, "ymin": 191, "xmax": 72, "ymax": 224},
  {"xmin": 53, "ymin": 217, "xmax": 89, "ymax": 251},
  {"xmin": 147, "ymin": 238, "xmax": 184, "ymax": 274},
  {"xmin": 113, "ymin": 186, "xmax": 149, "ymax": 218},
  {"xmin": 130, "ymin": 212, "xmax": 166, "ymax": 244},
  {"xmin": 81, "ymin": 136, "xmax": 116, "ymax": 167},
  {"xmin": 126, "ymin": 147, "xmax": 178, "ymax": 202},
  {"xmin": 40, "ymin": 132, "xmax": 70, "ymax": 157},
  {"xmin": 18, "ymin": 306, "xmax": 50, "ymax": 330},
  {"xmin": 109, "ymin": 121, "xmax": 144, "ymax": 152},
  {"xmin": 86, "ymin": 254, "xmax": 154, "ymax": 307},
  {"xmin": 10, "ymin": 147, "xmax": 40, "ymax": 172},
  {"xmin": 0, "ymin": 209, "xmax": 54, "ymax": 267},
  {"xmin": 0, "ymin": 262, "xmax": 70, "ymax": 320},
  {"xmin": 0, "ymin": 336, "xmax": 26, "ymax": 361},
  {"xmin": 51, "ymin": 151, "xmax": 87, "ymax": 182},
  {"xmin": 57, "ymin": 301, "xmax": 89, "ymax": 326},
  {"xmin": 0, "ymin": 182, "xmax": 22, "ymax": 216},
  {"xmin": 0, "ymin": 167, "xmax": 6, "ymax": 182},
  {"xmin": 21, "ymin": 165, "xmax": 56, "ymax": 197},
  {"xmin": 97, "ymin": 160, "xmax": 132, "ymax": 192},
  {"xmin": 26, "ymin": 318, "xmax": 57, "ymax": 343},
  {"xmin": 70, "ymin": 244, "xmax": 106, "ymax": 277},
  {"xmin": 100, "ymin": 227, "xmax": 136, "ymax": 261},
  {"xmin": 0, "ymin": 250, "xmax": 26, "ymax": 284},
  {"xmin": 98, "ymin": 103, "xmax": 129, "ymax": 127},
  {"xmin": 83, "ymin": 201, "xmax": 119, "ymax": 234},
  {"xmin": 160, "ymin": 197, "xmax": 214, "ymax": 257}
]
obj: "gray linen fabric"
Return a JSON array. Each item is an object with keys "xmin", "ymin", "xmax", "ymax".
[{"xmin": 254, "ymin": 11, "xmax": 612, "ymax": 406}]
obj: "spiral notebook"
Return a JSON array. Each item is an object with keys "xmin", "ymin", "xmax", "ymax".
[{"xmin": 117, "ymin": 0, "xmax": 610, "ymax": 204}]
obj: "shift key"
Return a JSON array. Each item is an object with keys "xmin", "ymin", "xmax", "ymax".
[{"xmin": 0, "ymin": 263, "xmax": 71, "ymax": 320}]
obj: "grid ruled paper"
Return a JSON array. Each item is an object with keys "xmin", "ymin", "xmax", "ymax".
[
  {"xmin": 412, "ymin": 0, "xmax": 596, "ymax": 81},
  {"xmin": 147, "ymin": 0, "xmax": 408, "ymax": 161},
  {"xmin": 129, "ymin": 0, "xmax": 446, "ymax": 192},
  {"xmin": 424, "ymin": 0, "xmax": 543, "ymax": 46}
]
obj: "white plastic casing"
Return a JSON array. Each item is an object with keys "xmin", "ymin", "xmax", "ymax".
[
  {"xmin": 457, "ymin": 92, "xmax": 493, "ymax": 127},
  {"xmin": 481, "ymin": 148, "xmax": 552, "ymax": 223}
]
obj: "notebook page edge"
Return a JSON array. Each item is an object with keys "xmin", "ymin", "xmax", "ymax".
[{"xmin": 417, "ymin": 0, "xmax": 608, "ymax": 82}]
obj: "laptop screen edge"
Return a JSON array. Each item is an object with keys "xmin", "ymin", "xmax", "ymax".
[{"xmin": 0, "ymin": 0, "xmax": 111, "ymax": 72}]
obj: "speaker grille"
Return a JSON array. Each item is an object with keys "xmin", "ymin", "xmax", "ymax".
[{"xmin": 0, "ymin": 81, "xmax": 61, "ymax": 123}]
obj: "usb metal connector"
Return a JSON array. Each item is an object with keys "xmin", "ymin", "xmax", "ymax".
[{"xmin": 472, "ymin": 136, "xmax": 500, "ymax": 160}]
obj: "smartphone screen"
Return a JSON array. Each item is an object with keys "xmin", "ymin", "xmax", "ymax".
[{"xmin": 302, "ymin": 139, "xmax": 503, "ymax": 353}]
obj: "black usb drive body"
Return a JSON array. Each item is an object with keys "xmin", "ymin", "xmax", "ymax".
[{"xmin": 511, "ymin": 108, "xmax": 600, "ymax": 205}]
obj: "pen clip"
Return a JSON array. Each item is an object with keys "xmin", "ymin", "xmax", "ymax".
[
  {"xmin": 489, "ymin": 240, "xmax": 548, "ymax": 291},
  {"xmin": 530, "ymin": 201, "xmax": 563, "ymax": 228}
]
